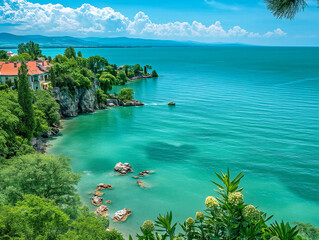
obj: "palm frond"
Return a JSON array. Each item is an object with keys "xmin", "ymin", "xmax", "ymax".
[{"xmin": 265, "ymin": 0, "xmax": 308, "ymax": 19}]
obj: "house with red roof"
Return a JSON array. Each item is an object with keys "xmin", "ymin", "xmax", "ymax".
[{"xmin": 0, "ymin": 60, "xmax": 52, "ymax": 90}]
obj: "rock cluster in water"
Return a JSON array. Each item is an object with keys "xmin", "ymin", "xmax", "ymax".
[
  {"xmin": 113, "ymin": 208, "xmax": 132, "ymax": 222},
  {"xmin": 96, "ymin": 183, "xmax": 113, "ymax": 191},
  {"xmin": 106, "ymin": 99, "xmax": 144, "ymax": 107},
  {"xmin": 95, "ymin": 205, "xmax": 109, "ymax": 217},
  {"xmin": 138, "ymin": 170, "xmax": 155, "ymax": 176},
  {"xmin": 114, "ymin": 162, "xmax": 133, "ymax": 175},
  {"xmin": 89, "ymin": 164, "xmax": 155, "ymax": 220},
  {"xmin": 91, "ymin": 196, "xmax": 103, "ymax": 206}
]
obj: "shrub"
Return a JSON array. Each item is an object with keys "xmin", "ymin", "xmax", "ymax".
[
  {"xmin": 118, "ymin": 88, "xmax": 134, "ymax": 102},
  {"xmin": 151, "ymin": 70, "xmax": 158, "ymax": 77}
]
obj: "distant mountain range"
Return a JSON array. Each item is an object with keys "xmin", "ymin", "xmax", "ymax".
[{"xmin": 0, "ymin": 33, "xmax": 249, "ymax": 48}]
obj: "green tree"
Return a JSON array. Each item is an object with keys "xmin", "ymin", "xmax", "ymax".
[
  {"xmin": 144, "ymin": 65, "xmax": 152, "ymax": 74},
  {"xmin": 59, "ymin": 206, "xmax": 123, "ymax": 240},
  {"xmin": 133, "ymin": 64, "xmax": 143, "ymax": 76},
  {"xmin": 0, "ymin": 195, "xmax": 69, "ymax": 240},
  {"xmin": 118, "ymin": 88, "xmax": 134, "ymax": 102},
  {"xmin": 99, "ymin": 72, "xmax": 117, "ymax": 92},
  {"xmin": 151, "ymin": 70, "xmax": 158, "ymax": 77},
  {"xmin": 0, "ymin": 50, "xmax": 8, "ymax": 60},
  {"xmin": 0, "ymin": 153, "xmax": 82, "ymax": 218},
  {"xmin": 5, "ymin": 78, "xmax": 13, "ymax": 88},
  {"xmin": 77, "ymin": 51, "xmax": 82, "ymax": 58},
  {"xmin": 18, "ymin": 41, "xmax": 42, "ymax": 60},
  {"xmin": 123, "ymin": 65, "xmax": 131, "ymax": 76},
  {"xmin": 0, "ymin": 89, "xmax": 34, "ymax": 159},
  {"xmin": 18, "ymin": 62, "xmax": 35, "ymax": 140},
  {"xmin": 34, "ymin": 89, "xmax": 60, "ymax": 126},
  {"xmin": 95, "ymin": 89, "xmax": 107, "ymax": 104},
  {"xmin": 9, "ymin": 53, "xmax": 32, "ymax": 62},
  {"xmin": 87, "ymin": 56, "xmax": 108, "ymax": 73},
  {"xmin": 64, "ymin": 47, "xmax": 77, "ymax": 59},
  {"xmin": 116, "ymin": 70, "xmax": 128, "ymax": 85}
]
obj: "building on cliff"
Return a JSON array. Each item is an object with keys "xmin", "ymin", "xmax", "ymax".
[{"xmin": 0, "ymin": 60, "xmax": 52, "ymax": 90}]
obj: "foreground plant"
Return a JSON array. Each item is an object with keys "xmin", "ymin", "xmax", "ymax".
[{"xmin": 131, "ymin": 169, "xmax": 305, "ymax": 240}]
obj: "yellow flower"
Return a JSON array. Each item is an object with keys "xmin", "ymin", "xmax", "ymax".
[
  {"xmin": 186, "ymin": 217, "xmax": 195, "ymax": 227},
  {"xmin": 228, "ymin": 192, "xmax": 243, "ymax": 205},
  {"xmin": 205, "ymin": 196, "xmax": 219, "ymax": 208},
  {"xmin": 242, "ymin": 205, "xmax": 260, "ymax": 221},
  {"xmin": 196, "ymin": 211, "xmax": 204, "ymax": 221},
  {"xmin": 141, "ymin": 220, "xmax": 155, "ymax": 233}
]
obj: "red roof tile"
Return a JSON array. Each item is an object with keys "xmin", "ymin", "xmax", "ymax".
[{"xmin": 0, "ymin": 61, "xmax": 52, "ymax": 76}]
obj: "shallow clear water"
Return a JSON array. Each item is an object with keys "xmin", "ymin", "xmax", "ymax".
[{"xmin": 46, "ymin": 47, "xmax": 319, "ymax": 236}]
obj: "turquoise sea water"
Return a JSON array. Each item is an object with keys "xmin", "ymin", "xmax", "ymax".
[{"xmin": 45, "ymin": 47, "xmax": 319, "ymax": 236}]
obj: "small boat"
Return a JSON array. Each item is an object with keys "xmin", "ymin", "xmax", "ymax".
[{"xmin": 168, "ymin": 101, "xmax": 176, "ymax": 106}]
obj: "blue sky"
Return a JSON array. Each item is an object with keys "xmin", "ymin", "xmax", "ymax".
[{"xmin": 0, "ymin": 0, "xmax": 318, "ymax": 46}]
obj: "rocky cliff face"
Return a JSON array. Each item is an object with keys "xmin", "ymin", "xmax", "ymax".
[
  {"xmin": 51, "ymin": 86, "xmax": 99, "ymax": 117},
  {"xmin": 51, "ymin": 85, "xmax": 144, "ymax": 118}
]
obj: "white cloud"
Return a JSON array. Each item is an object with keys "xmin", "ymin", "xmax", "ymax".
[
  {"xmin": 0, "ymin": 0, "xmax": 287, "ymax": 40},
  {"xmin": 264, "ymin": 28, "xmax": 287, "ymax": 38}
]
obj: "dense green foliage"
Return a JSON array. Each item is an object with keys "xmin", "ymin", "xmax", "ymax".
[
  {"xmin": 133, "ymin": 64, "xmax": 143, "ymax": 76},
  {"xmin": 0, "ymin": 153, "xmax": 81, "ymax": 218},
  {"xmin": 64, "ymin": 47, "xmax": 77, "ymax": 59},
  {"xmin": 95, "ymin": 89, "xmax": 108, "ymax": 104},
  {"xmin": 18, "ymin": 41, "xmax": 43, "ymax": 60},
  {"xmin": 9, "ymin": 52, "xmax": 32, "ymax": 61},
  {"xmin": 50, "ymin": 57, "xmax": 94, "ymax": 89},
  {"xmin": 77, "ymin": 51, "xmax": 82, "ymax": 58},
  {"xmin": 117, "ymin": 70, "xmax": 128, "ymax": 85},
  {"xmin": 295, "ymin": 223, "xmax": 319, "ymax": 240},
  {"xmin": 0, "ymin": 155, "xmax": 124, "ymax": 240},
  {"xmin": 18, "ymin": 62, "xmax": 36, "ymax": 140},
  {"xmin": 131, "ymin": 170, "xmax": 314, "ymax": 240},
  {"xmin": 0, "ymin": 50, "xmax": 8, "ymax": 60},
  {"xmin": 152, "ymin": 70, "xmax": 159, "ymax": 77},
  {"xmin": 34, "ymin": 89, "xmax": 60, "ymax": 126},
  {"xmin": 99, "ymin": 72, "xmax": 117, "ymax": 92},
  {"xmin": 0, "ymin": 88, "xmax": 60, "ymax": 159},
  {"xmin": 118, "ymin": 88, "xmax": 134, "ymax": 102},
  {"xmin": 0, "ymin": 194, "xmax": 70, "ymax": 239}
]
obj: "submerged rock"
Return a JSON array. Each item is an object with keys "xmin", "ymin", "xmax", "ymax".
[
  {"xmin": 94, "ymin": 191, "xmax": 104, "ymax": 197},
  {"xmin": 97, "ymin": 183, "xmax": 113, "ymax": 191},
  {"xmin": 137, "ymin": 180, "xmax": 150, "ymax": 188},
  {"xmin": 114, "ymin": 162, "xmax": 133, "ymax": 175},
  {"xmin": 95, "ymin": 205, "xmax": 108, "ymax": 217},
  {"xmin": 138, "ymin": 170, "xmax": 155, "ymax": 176},
  {"xmin": 113, "ymin": 208, "xmax": 132, "ymax": 222},
  {"xmin": 91, "ymin": 196, "xmax": 103, "ymax": 206},
  {"xmin": 137, "ymin": 180, "xmax": 145, "ymax": 188}
]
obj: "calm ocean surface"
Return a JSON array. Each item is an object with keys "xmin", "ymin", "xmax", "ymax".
[{"xmin": 45, "ymin": 47, "xmax": 319, "ymax": 236}]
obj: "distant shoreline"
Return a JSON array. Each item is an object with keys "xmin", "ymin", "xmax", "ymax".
[{"xmin": 1, "ymin": 45, "xmax": 318, "ymax": 49}]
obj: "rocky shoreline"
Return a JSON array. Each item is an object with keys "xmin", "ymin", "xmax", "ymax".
[{"xmin": 128, "ymin": 74, "xmax": 153, "ymax": 82}]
